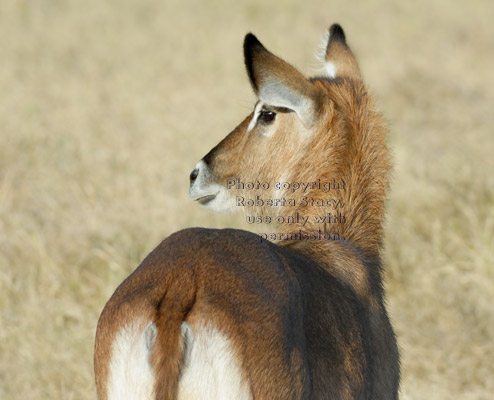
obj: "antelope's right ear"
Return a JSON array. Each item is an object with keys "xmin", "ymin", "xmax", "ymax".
[{"xmin": 244, "ymin": 33, "xmax": 322, "ymax": 127}]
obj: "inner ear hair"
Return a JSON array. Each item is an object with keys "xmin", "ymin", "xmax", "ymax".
[{"xmin": 244, "ymin": 33, "xmax": 323, "ymax": 127}]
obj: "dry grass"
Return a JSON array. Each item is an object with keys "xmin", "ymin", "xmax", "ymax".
[{"xmin": 0, "ymin": 0, "xmax": 492, "ymax": 398}]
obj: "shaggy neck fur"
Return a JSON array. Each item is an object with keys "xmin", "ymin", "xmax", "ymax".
[{"xmin": 270, "ymin": 77, "xmax": 390, "ymax": 263}]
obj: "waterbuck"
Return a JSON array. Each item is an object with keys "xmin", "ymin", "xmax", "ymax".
[{"xmin": 94, "ymin": 24, "xmax": 400, "ymax": 399}]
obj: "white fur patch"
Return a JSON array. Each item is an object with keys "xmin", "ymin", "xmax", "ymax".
[
  {"xmin": 198, "ymin": 182, "xmax": 236, "ymax": 213},
  {"xmin": 108, "ymin": 320, "xmax": 156, "ymax": 400},
  {"xmin": 262, "ymin": 124, "xmax": 276, "ymax": 137},
  {"xmin": 325, "ymin": 61, "xmax": 337, "ymax": 78},
  {"xmin": 177, "ymin": 322, "xmax": 252, "ymax": 400},
  {"xmin": 189, "ymin": 160, "xmax": 237, "ymax": 213},
  {"xmin": 247, "ymin": 102, "xmax": 263, "ymax": 132},
  {"xmin": 314, "ymin": 30, "xmax": 338, "ymax": 79}
]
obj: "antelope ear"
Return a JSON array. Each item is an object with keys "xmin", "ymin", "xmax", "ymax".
[
  {"xmin": 244, "ymin": 33, "xmax": 322, "ymax": 127},
  {"xmin": 324, "ymin": 24, "xmax": 361, "ymax": 80}
]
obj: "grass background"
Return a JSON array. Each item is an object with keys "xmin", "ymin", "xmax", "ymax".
[{"xmin": 0, "ymin": 0, "xmax": 492, "ymax": 398}]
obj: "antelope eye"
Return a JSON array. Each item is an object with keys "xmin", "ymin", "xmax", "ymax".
[{"xmin": 259, "ymin": 110, "xmax": 276, "ymax": 124}]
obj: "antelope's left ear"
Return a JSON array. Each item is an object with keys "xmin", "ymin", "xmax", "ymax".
[
  {"xmin": 244, "ymin": 33, "xmax": 323, "ymax": 127},
  {"xmin": 323, "ymin": 24, "xmax": 361, "ymax": 80}
]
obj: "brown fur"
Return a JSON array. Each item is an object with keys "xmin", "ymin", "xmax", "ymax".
[
  {"xmin": 206, "ymin": 77, "xmax": 390, "ymax": 258},
  {"xmin": 95, "ymin": 24, "xmax": 399, "ymax": 400}
]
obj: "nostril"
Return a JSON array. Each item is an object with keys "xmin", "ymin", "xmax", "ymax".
[{"xmin": 189, "ymin": 168, "xmax": 199, "ymax": 184}]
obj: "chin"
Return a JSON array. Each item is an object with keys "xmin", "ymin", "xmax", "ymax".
[{"xmin": 198, "ymin": 190, "xmax": 236, "ymax": 214}]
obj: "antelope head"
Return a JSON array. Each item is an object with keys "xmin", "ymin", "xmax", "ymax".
[{"xmin": 189, "ymin": 25, "xmax": 367, "ymax": 229}]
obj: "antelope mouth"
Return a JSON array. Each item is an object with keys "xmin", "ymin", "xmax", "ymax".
[{"xmin": 194, "ymin": 193, "xmax": 218, "ymax": 205}]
